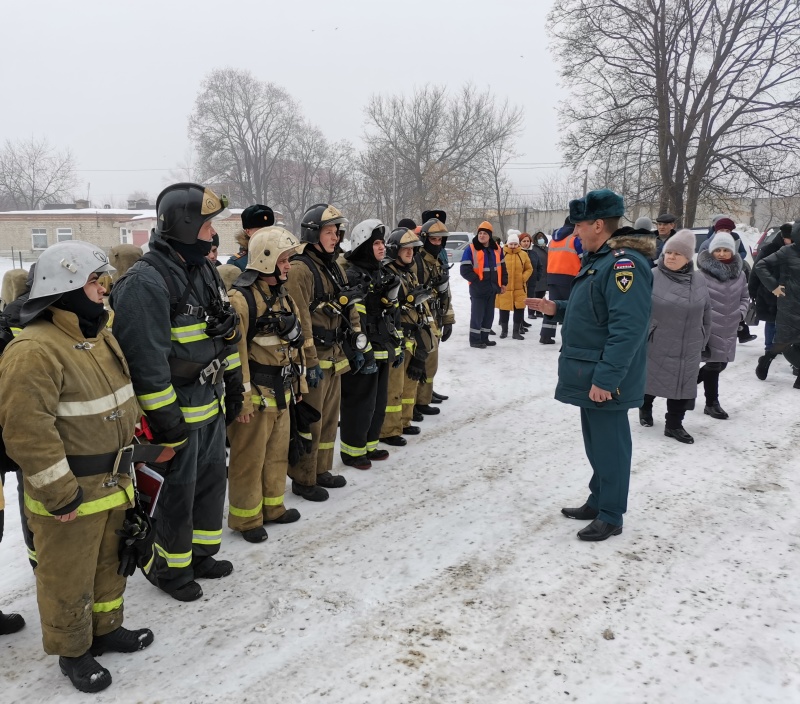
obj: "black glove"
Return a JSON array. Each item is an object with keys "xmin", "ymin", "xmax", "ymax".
[
  {"xmin": 350, "ymin": 351, "xmax": 365, "ymax": 373},
  {"xmin": 392, "ymin": 350, "xmax": 405, "ymax": 368},
  {"xmin": 360, "ymin": 359, "xmax": 378, "ymax": 374},
  {"xmin": 116, "ymin": 506, "xmax": 154, "ymax": 577},
  {"xmin": 306, "ymin": 364, "xmax": 323, "ymax": 389},
  {"xmin": 406, "ymin": 356, "xmax": 427, "ymax": 383},
  {"xmin": 441, "ymin": 324, "xmax": 453, "ymax": 342},
  {"xmin": 225, "ymin": 398, "xmax": 243, "ymax": 426}
]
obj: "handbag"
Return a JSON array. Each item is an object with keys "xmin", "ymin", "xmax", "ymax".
[{"xmin": 744, "ymin": 299, "xmax": 759, "ymax": 326}]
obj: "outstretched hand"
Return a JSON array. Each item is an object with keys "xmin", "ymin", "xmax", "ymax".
[{"xmin": 525, "ymin": 297, "xmax": 556, "ymax": 316}]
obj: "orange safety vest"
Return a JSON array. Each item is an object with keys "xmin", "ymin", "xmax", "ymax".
[
  {"xmin": 468, "ymin": 244, "xmax": 503, "ymax": 287},
  {"xmin": 547, "ymin": 235, "xmax": 581, "ymax": 276}
]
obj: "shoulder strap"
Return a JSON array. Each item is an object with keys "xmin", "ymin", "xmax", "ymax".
[
  {"xmin": 141, "ymin": 252, "xmax": 193, "ymax": 322},
  {"xmin": 233, "ymin": 285, "xmax": 258, "ymax": 343},
  {"xmin": 292, "ymin": 253, "xmax": 328, "ymax": 311}
]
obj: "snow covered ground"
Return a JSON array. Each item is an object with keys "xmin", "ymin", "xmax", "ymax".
[{"xmin": 1, "ymin": 241, "xmax": 799, "ymax": 704}]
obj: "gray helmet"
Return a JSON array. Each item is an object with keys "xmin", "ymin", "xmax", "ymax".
[
  {"xmin": 346, "ymin": 219, "xmax": 385, "ymax": 259},
  {"xmin": 21, "ymin": 241, "xmax": 114, "ymax": 323}
]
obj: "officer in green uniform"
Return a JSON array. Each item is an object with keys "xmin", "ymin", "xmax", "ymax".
[{"xmin": 527, "ymin": 189, "xmax": 655, "ymax": 541}]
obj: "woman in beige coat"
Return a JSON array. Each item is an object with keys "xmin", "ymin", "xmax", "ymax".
[{"xmin": 495, "ymin": 232, "xmax": 533, "ymax": 339}]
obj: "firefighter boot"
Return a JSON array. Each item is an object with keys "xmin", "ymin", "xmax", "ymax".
[{"xmin": 59, "ymin": 652, "xmax": 112, "ymax": 694}]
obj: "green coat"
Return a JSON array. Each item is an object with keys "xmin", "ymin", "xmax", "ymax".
[{"xmin": 553, "ymin": 235, "xmax": 654, "ymax": 410}]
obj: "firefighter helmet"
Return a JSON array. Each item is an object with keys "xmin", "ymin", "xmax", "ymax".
[
  {"xmin": 156, "ymin": 182, "xmax": 230, "ymax": 244},
  {"xmin": 300, "ymin": 203, "xmax": 347, "ymax": 244},
  {"xmin": 385, "ymin": 228, "xmax": 423, "ymax": 260}
]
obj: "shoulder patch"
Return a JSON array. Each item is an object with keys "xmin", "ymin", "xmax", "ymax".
[
  {"xmin": 615, "ymin": 271, "xmax": 634, "ymax": 293},
  {"xmin": 613, "ymin": 258, "xmax": 635, "ymax": 270}
]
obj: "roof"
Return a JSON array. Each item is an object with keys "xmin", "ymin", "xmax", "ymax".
[{"xmin": 0, "ymin": 208, "xmax": 148, "ymax": 217}]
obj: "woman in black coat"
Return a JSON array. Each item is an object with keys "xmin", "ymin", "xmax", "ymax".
[{"xmin": 523, "ymin": 232, "xmax": 548, "ymax": 319}]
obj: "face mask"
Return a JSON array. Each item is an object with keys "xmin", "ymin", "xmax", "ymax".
[{"xmin": 172, "ymin": 238, "xmax": 213, "ymax": 265}]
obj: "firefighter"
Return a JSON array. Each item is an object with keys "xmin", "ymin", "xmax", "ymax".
[
  {"xmin": 414, "ymin": 213, "xmax": 455, "ymax": 417},
  {"xmin": 340, "ymin": 219, "xmax": 404, "ymax": 468},
  {"xmin": 0, "ymin": 241, "xmax": 154, "ymax": 692},
  {"xmin": 110, "ymin": 183, "xmax": 244, "ymax": 602},
  {"xmin": 379, "ymin": 228, "xmax": 434, "ymax": 445},
  {"xmin": 285, "ymin": 204, "xmax": 361, "ymax": 501},
  {"xmin": 226, "ymin": 227, "xmax": 307, "ymax": 542},
  {"xmin": 227, "ymin": 204, "xmax": 276, "ymax": 271}
]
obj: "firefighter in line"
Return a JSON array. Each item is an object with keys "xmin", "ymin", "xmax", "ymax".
[
  {"xmin": 379, "ymin": 228, "xmax": 435, "ymax": 445},
  {"xmin": 0, "ymin": 241, "xmax": 153, "ymax": 693},
  {"xmin": 111, "ymin": 183, "xmax": 244, "ymax": 602},
  {"xmin": 226, "ymin": 227, "xmax": 307, "ymax": 542},
  {"xmin": 285, "ymin": 204, "xmax": 361, "ymax": 501},
  {"xmin": 340, "ymin": 219, "xmax": 404, "ymax": 469}
]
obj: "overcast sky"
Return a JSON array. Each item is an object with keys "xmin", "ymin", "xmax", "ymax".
[{"xmin": 1, "ymin": 0, "xmax": 566, "ymax": 207}]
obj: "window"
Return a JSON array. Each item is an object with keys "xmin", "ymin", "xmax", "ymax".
[
  {"xmin": 31, "ymin": 228, "xmax": 48, "ymax": 250},
  {"xmin": 120, "ymin": 227, "xmax": 132, "ymax": 245},
  {"xmin": 56, "ymin": 228, "xmax": 73, "ymax": 242}
]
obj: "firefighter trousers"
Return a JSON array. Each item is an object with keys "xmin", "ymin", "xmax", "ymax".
[
  {"xmin": 340, "ymin": 361, "xmax": 390, "ymax": 458},
  {"xmin": 400, "ymin": 350, "xmax": 418, "ymax": 428},
  {"xmin": 288, "ymin": 370, "xmax": 340, "ymax": 487},
  {"xmin": 27, "ymin": 507, "xmax": 126, "ymax": 656},
  {"xmin": 415, "ymin": 335, "xmax": 439, "ymax": 405},
  {"xmin": 147, "ymin": 415, "xmax": 227, "ymax": 592},
  {"xmin": 227, "ymin": 407, "xmax": 290, "ymax": 529},
  {"xmin": 380, "ymin": 360, "xmax": 405, "ymax": 438}
]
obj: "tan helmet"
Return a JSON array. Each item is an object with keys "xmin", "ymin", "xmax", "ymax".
[{"xmin": 233, "ymin": 226, "xmax": 303, "ymax": 288}]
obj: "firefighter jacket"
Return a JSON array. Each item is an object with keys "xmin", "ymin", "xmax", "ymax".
[
  {"xmin": 109, "ymin": 233, "xmax": 243, "ymax": 449},
  {"xmin": 0, "ymin": 307, "xmax": 139, "ymax": 517},
  {"xmin": 386, "ymin": 259, "xmax": 435, "ymax": 361},
  {"xmin": 228, "ymin": 280, "xmax": 308, "ymax": 416},
  {"xmin": 285, "ymin": 246, "xmax": 361, "ymax": 376},
  {"xmin": 415, "ymin": 249, "xmax": 454, "ymax": 332},
  {"xmin": 344, "ymin": 259, "xmax": 404, "ymax": 365}
]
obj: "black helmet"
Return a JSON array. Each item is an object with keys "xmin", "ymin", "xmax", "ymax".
[
  {"xmin": 300, "ymin": 203, "xmax": 347, "ymax": 244},
  {"xmin": 385, "ymin": 227, "xmax": 422, "ymax": 260},
  {"xmin": 156, "ymin": 183, "xmax": 230, "ymax": 244}
]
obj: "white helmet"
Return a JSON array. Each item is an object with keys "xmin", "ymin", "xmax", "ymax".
[
  {"xmin": 346, "ymin": 219, "xmax": 386, "ymax": 260},
  {"xmin": 236, "ymin": 226, "xmax": 303, "ymax": 286}
]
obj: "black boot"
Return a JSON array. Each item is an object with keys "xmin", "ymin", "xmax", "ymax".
[
  {"xmin": 341, "ymin": 454, "xmax": 372, "ymax": 469},
  {"xmin": 292, "ymin": 481, "xmax": 329, "ymax": 502},
  {"xmin": 164, "ymin": 581, "xmax": 203, "ymax": 602},
  {"xmin": 194, "ymin": 557, "xmax": 233, "ymax": 579},
  {"xmin": 794, "ymin": 375, "xmax": 800, "ymax": 389},
  {"xmin": 664, "ymin": 426, "xmax": 694, "ymax": 444},
  {"xmin": 416, "ymin": 404, "xmax": 440, "ymax": 416},
  {"xmin": 512, "ymin": 324, "xmax": 525, "ymax": 340},
  {"xmin": 577, "ymin": 519, "xmax": 622, "ymax": 541},
  {"xmin": 560, "ymin": 503, "xmax": 598, "ymax": 520},
  {"xmin": 470, "ymin": 341, "xmax": 487, "ymax": 349},
  {"xmin": 265, "ymin": 508, "xmax": 301, "ymax": 524},
  {"xmin": 704, "ymin": 403, "xmax": 729, "ymax": 420},
  {"xmin": 402, "ymin": 425, "xmax": 421, "ymax": 435},
  {"xmin": 539, "ymin": 337, "xmax": 555, "ymax": 345},
  {"xmin": 241, "ymin": 526, "xmax": 269, "ymax": 542},
  {"xmin": 317, "ymin": 471, "xmax": 347, "ymax": 488},
  {"xmin": 59, "ymin": 652, "xmax": 112, "ymax": 693},
  {"xmin": 0, "ymin": 611, "xmax": 25, "ymax": 635},
  {"xmin": 431, "ymin": 390, "xmax": 449, "ymax": 401},
  {"xmin": 499, "ymin": 324, "xmax": 508, "ymax": 339},
  {"xmin": 91, "ymin": 626, "xmax": 154, "ymax": 656},
  {"xmin": 380, "ymin": 435, "xmax": 406, "ymax": 446},
  {"xmin": 366, "ymin": 449, "xmax": 390, "ymax": 460},
  {"xmin": 412, "ymin": 407, "xmax": 424, "ymax": 422},
  {"xmin": 755, "ymin": 352, "xmax": 777, "ymax": 380},
  {"xmin": 737, "ymin": 323, "xmax": 757, "ymax": 343},
  {"xmin": 638, "ymin": 408, "xmax": 653, "ymax": 427}
]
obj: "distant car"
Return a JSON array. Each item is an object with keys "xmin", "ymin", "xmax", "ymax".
[
  {"xmin": 446, "ymin": 232, "xmax": 471, "ymax": 247},
  {"xmin": 690, "ymin": 227, "xmax": 709, "ymax": 253},
  {"xmin": 752, "ymin": 227, "xmax": 780, "ymax": 259},
  {"xmin": 444, "ymin": 240, "xmax": 467, "ymax": 264}
]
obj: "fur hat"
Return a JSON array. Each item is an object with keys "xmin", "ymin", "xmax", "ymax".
[
  {"xmin": 634, "ymin": 216, "xmax": 653, "ymax": 232},
  {"xmin": 477, "ymin": 221, "xmax": 493, "ymax": 235},
  {"xmin": 663, "ymin": 229, "xmax": 696, "ymax": 261},
  {"xmin": 506, "ymin": 232, "xmax": 520, "ymax": 246},
  {"xmin": 569, "ymin": 189, "xmax": 625, "ymax": 223},
  {"xmin": 713, "ymin": 217, "xmax": 736, "ymax": 233},
  {"xmin": 707, "ymin": 231, "xmax": 736, "ymax": 254},
  {"xmin": 421, "ymin": 209, "xmax": 446, "ymax": 224},
  {"xmin": 241, "ymin": 204, "xmax": 275, "ymax": 230},
  {"xmin": 397, "ymin": 218, "xmax": 417, "ymax": 230}
]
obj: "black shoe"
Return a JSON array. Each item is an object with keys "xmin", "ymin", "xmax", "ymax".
[
  {"xmin": 416, "ymin": 404, "xmax": 440, "ymax": 416},
  {"xmin": 512, "ymin": 331, "xmax": 525, "ymax": 340},
  {"xmin": 380, "ymin": 435, "xmax": 407, "ymax": 446},
  {"xmin": 521, "ymin": 321, "xmax": 532, "ymax": 329},
  {"xmin": 664, "ymin": 426, "xmax": 694, "ymax": 444},
  {"xmin": 366, "ymin": 449, "xmax": 390, "ymax": 461},
  {"xmin": 431, "ymin": 390, "xmax": 449, "ymax": 401},
  {"xmin": 577, "ymin": 519, "xmax": 623, "ymax": 541},
  {"xmin": 0, "ymin": 611, "xmax": 25, "ymax": 635},
  {"xmin": 412, "ymin": 407, "xmax": 424, "ymax": 422},
  {"xmin": 794, "ymin": 376, "xmax": 800, "ymax": 389},
  {"xmin": 738, "ymin": 332, "xmax": 758, "ymax": 343},
  {"xmin": 292, "ymin": 481, "xmax": 329, "ymax": 502},
  {"xmin": 164, "ymin": 580, "xmax": 203, "ymax": 602},
  {"xmin": 499, "ymin": 327, "xmax": 508, "ymax": 339},
  {"xmin": 194, "ymin": 558, "xmax": 233, "ymax": 579},
  {"xmin": 241, "ymin": 526, "xmax": 268, "ymax": 543},
  {"xmin": 429, "ymin": 396, "xmax": 442, "ymax": 404},
  {"xmin": 755, "ymin": 354, "xmax": 775, "ymax": 380},
  {"xmin": 91, "ymin": 626, "xmax": 154, "ymax": 656},
  {"xmin": 317, "ymin": 471, "xmax": 347, "ymax": 488},
  {"xmin": 539, "ymin": 337, "xmax": 556, "ymax": 345},
  {"xmin": 266, "ymin": 508, "xmax": 301, "ymax": 524},
  {"xmin": 704, "ymin": 403, "xmax": 729, "ymax": 420},
  {"xmin": 561, "ymin": 503, "xmax": 599, "ymax": 521},
  {"xmin": 470, "ymin": 342, "xmax": 487, "ymax": 349},
  {"xmin": 484, "ymin": 340, "xmax": 497, "ymax": 346},
  {"xmin": 639, "ymin": 409, "xmax": 653, "ymax": 427},
  {"xmin": 402, "ymin": 425, "xmax": 421, "ymax": 435},
  {"xmin": 341, "ymin": 454, "xmax": 372, "ymax": 470},
  {"xmin": 59, "ymin": 653, "xmax": 112, "ymax": 693}
]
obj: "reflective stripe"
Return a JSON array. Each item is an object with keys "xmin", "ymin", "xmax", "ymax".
[
  {"xmin": 162, "ymin": 438, "xmax": 188, "ymax": 449},
  {"xmin": 229, "ymin": 503, "xmax": 262, "ymax": 518},
  {"xmin": 56, "ymin": 384, "xmax": 135, "ymax": 418},
  {"xmin": 143, "ymin": 547, "xmax": 155, "ymax": 574},
  {"xmin": 340, "ymin": 441, "xmax": 366, "ymax": 457},
  {"xmin": 402, "ymin": 397, "xmax": 415, "ymax": 405},
  {"xmin": 154, "ymin": 543, "xmax": 192, "ymax": 568},
  {"xmin": 263, "ymin": 495, "xmax": 284, "ymax": 507},
  {"xmin": 385, "ymin": 404, "xmax": 402, "ymax": 413},
  {"xmin": 318, "ymin": 442, "xmax": 335, "ymax": 450},
  {"xmin": 24, "ymin": 482, "xmax": 134, "ymax": 517},
  {"xmin": 366, "ymin": 440, "xmax": 378, "ymax": 452},
  {"xmin": 10, "ymin": 327, "xmax": 22, "ymax": 337},
  {"xmin": 170, "ymin": 323, "xmax": 209, "ymax": 343},
  {"xmin": 374, "ymin": 350, "xmax": 389, "ymax": 360},
  {"xmin": 226, "ymin": 352, "xmax": 241, "ymax": 370},
  {"xmin": 405, "ymin": 340, "xmax": 415, "ymax": 351},
  {"xmin": 193, "ymin": 529, "xmax": 222, "ymax": 545},
  {"xmin": 180, "ymin": 400, "xmax": 221, "ymax": 423},
  {"xmin": 299, "ymin": 431, "xmax": 312, "ymax": 440},
  {"xmin": 93, "ymin": 597, "xmax": 123, "ymax": 613},
  {"xmin": 251, "ymin": 391, "xmax": 292, "ymax": 408},
  {"xmin": 27, "ymin": 547, "xmax": 37, "ymax": 564},
  {"xmin": 138, "ymin": 386, "xmax": 178, "ymax": 411},
  {"xmin": 318, "ymin": 358, "xmax": 350, "ymax": 372},
  {"xmin": 364, "ymin": 343, "xmax": 373, "ymax": 352},
  {"xmin": 27, "ymin": 458, "xmax": 71, "ymax": 489},
  {"xmin": 355, "ymin": 303, "xmax": 367, "ymax": 314}
]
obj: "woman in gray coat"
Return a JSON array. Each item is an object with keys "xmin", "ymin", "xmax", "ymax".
[
  {"xmin": 696, "ymin": 230, "xmax": 749, "ymax": 419},
  {"xmin": 639, "ymin": 230, "xmax": 711, "ymax": 444}
]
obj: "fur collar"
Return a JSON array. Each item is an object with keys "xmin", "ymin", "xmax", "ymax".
[
  {"xmin": 606, "ymin": 232, "xmax": 657, "ymax": 259},
  {"xmin": 235, "ymin": 230, "xmax": 249, "ymax": 250},
  {"xmin": 697, "ymin": 248, "xmax": 743, "ymax": 281}
]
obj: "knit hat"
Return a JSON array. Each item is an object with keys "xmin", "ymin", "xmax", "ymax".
[
  {"xmin": 506, "ymin": 232, "xmax": 520, "ymax": 246},
  {"xmin": 707, "ymin": 231, "xmax": 736, "ymax": 254},
  {"xmin": 397, "ymin": 218, "xmax": 417, "ymax": 230},
  {"xmin": 713, "ymin": 217, "xmax": 736, "ymax": 233},
  {"xmin": 634, "ymin": 216, "xmax": 653, "ymax": 232},
  {"xmin": 779, "ymin": 223, "xmax": 793, "ymax": 238},
  {"xmin": 663, "ymin": 229, "xmax": 696, "ymax": 261},
  {"xmin": 477, "ymin": 221, "xmax": 493, "ymax": 235}
]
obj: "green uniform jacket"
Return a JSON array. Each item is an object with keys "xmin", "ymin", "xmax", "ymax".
[{"xmin": 553, "ymin": 234, "xmax": 654, "ymax": 410}]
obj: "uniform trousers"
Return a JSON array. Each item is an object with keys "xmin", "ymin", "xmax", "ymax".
[
  {"xmin": 401, "ymin": 350, "xmax": 419, "ymax": 428},
  {"xmin": 340, "ymin": 361, "xmax": 390, "ymax": 457},
  {"xmin": 381, "ymin": 350, "xmax": 414, "ymax": 437},
  {"xmin": 288, "ymin": 370, "xmax": 340, "ymax": 486},
  {"xmin": 227, "ymin": 407, "xmax": 290, "ymax": 529},
  {"xmin": 148, "ymin": 415, "xmax": 227, "ymax": 592},
  {"xmin": 28, "ymin": 506, "xmax": 126, "ymax": 656},
  {"xmin": 580, "ymin": 407, "xmax": 632, "ymax": 527},
  {"xmin": 469, "ymin": 293, "xmax": 495, "ymax": 344},
  {"xmin": 416, "ymin": 335, "xmax": 439, "ymax": 405},
  {"xmin": 541, "ymin": 282, "xmax": 572, "ymax": 340}
]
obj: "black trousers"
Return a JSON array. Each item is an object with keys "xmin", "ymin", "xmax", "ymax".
[
  {"xmin": 641, "ymin": 394, "xmax": 692, "ymax": 429},
  {"xmin": 697, "ymin": 362, "xmax": 728, "ymax": 405},
  {"xmin": 498, "ymin": 309, "xmax": 525, "ymax": 330},
  {"xmin": 340, "ymin": 361, "xmax": 389, "ymax": 458}
]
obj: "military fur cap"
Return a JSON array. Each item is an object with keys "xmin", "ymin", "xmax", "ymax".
[
  {"xmin": 421, "ymin": 209, "xmax": 447, "ymax": 224},
  {"xmin": 569, "ymin": 189, "xmax": 625, "ymax": 224},
  {"xmin": 241, "ymin": 204, "xmax": 275, "ymax": 230}
]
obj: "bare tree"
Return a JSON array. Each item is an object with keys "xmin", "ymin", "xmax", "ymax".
[
  {"xmin": 548, "ymin": 0, "xmax": 800, "ymax": 226},
  {"xmin": 189, "ymin": 68, "xmax": 301, "ymax": 207},
  {"xmin": 0, "ymin": 137, "xmax": 77, "ymax": 209}
]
